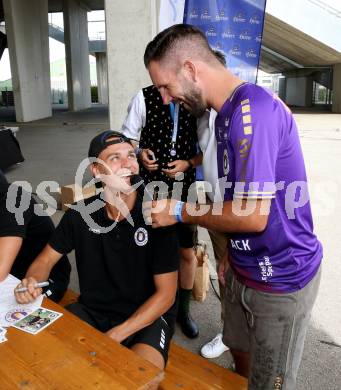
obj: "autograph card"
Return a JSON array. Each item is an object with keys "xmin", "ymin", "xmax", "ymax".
[{"xmin": 12, "ymin": 307, "xmax": 62, "ymax": 335}]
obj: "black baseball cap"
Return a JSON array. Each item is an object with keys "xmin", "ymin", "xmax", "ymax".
[{"xmin": 88, "ymin": 130, "xmax": 133, "ymax": 159}]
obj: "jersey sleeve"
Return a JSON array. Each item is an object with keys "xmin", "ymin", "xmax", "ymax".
[
  {"xmin": 49, "ymin": 209, "xmax": 75, "ymax": 254},
  {"xmin": 229, "ymin": 94, "xmax": 281, "ymax": 199},
  {"xmin": 121, "ymin": 89, "xmax": 146, "ymax": 141},
  {"xmin": 150, "ymin": 226, "xmax": 180, "ymax": 275}
]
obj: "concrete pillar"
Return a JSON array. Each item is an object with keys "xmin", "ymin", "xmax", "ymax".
[
  {"xmin": 332, "ymin": 64, "xmax": 341, "ymax": 113},
  {"xmin": 105, "ymin": 0, "xmax": 158, "ymax": 129},
  {"xmin": 63, "ymin": 0, "xmax": 91, "ymax": 111},
  {"xmin": 286, "ymin": 76, "xmax": 313, "ymax": 107},
  {"xmin": 278, "ymin": 77, "xmax": 287, "ymax": 102},
  {"xmin": 96, "ymin": 52, "xmax": 108, "ymax": 104},
  {"xmin": 3, "ymin": 0, "xmax": 51, "ymax": 122}
]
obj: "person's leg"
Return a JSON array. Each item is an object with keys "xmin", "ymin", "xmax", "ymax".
[
  {"xmin": 222, "ymin": 269, "xmax": 250, "ymax": 377},
  {"xmin": 127, "ymin": 317, "xmax": 173, "ymax": 388},
  {"xmin": 131, "ymin": 343, "xmax": 165, "ymax": 369},
  {"xmin": 179, "ymin": 246, "xmax": 197, "ymax": 290},
  {"xmin": 244, "ymin": 267, "xmax": 321, "ymax": 390},
  {"xmin": 176, "ymin": 223, "xmax": 199, "ymax": 338},
  {"xmin": 201, "ymin": 229, "xmax": 229, "ymax": 359}
]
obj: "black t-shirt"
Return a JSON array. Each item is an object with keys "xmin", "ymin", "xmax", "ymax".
[
  {"xmin": 49, "ymin": 193, "xmax": 180, "ymax": 324},
  {"xmin": 0, "ymin": 185, "xmax": 71, "ymax": 302}
]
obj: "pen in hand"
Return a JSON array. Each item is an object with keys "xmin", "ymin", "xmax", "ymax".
[{"xmin": 15, "ymin": 281, "xmax": 49, "ymax": 293}]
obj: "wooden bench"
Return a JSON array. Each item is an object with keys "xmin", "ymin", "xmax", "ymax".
[{"xmin": 59, "ymin": 289, "xmax": 247, "ymax": 389}]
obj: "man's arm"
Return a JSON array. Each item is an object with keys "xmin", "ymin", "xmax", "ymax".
[
  {"xmin": 184, "ymin": 198, "xmax": 270, "ymax": 233},
  {"xmin": 0, "ymin": 236, "xmax": 23, "ymax": 281},
  {"xmin": 121, "ymin": 89, "xmax": 146, "ymax": 140},
  {"xmin": 106, "ymin": 271, "xmax": 178, "ymax": 343},
  {"xmin": 149, "ymin": 198, "xmax": 270, "ymax": 233},
  {"xmin": 14, "ymin": 244, "xmax": 63, "ymax": 303}
]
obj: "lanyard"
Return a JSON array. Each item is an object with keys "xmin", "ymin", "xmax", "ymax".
[{"xmin": 169, "ymin": 102, "xmax": 180, "ymax": 146}]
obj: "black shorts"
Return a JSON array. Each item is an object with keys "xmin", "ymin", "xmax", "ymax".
[
  {"xmin": 65, "ymin": 302, "xmax": 173, "ymax": 363},
  {"xmin": 176, "ymin": 223, "xmax": 197, "ymax": 249}
]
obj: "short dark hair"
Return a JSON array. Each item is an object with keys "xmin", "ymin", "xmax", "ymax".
[
  {"xmin": 144, "ymin": 24, "xmax": 212, "ymax": 67},
  {"xmin": 213, "ymin": 50, "xmax": 226, "ymax": 66}
]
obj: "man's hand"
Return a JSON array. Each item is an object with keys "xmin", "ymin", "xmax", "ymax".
[
  {"xmin": 106, "ymin": 325, "xmax": 126, "ymax": 343},
  {"xmin": 139, "ymin": 149, "xmax": 159, "ymax": 172},
  {"xmin": 98, "ymin": 171, "xmax": 132, "ymax": 194},
  {"xmin": 143, "ymin": 199, "xmax": 178, "ymax": 227},
  {"xmin": 162, "ymin": 160, "xmax": 190, "ymax": 179},
  {"xmin": 14, "ymin": 277, "xmax": 42, "ymax": 303},
  {"xmin": 218, "ymin": 252, "xmax": 230, "ymax": 287}
]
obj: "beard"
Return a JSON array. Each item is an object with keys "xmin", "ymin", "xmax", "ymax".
[{"xmin": 181, "ymin": 83, "xmax": 207, "ymax": 118}]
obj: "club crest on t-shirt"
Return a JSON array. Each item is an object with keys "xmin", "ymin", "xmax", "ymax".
[{"xmin": 134, "ymin": 227, "xmax": 148, "ymax": 246}]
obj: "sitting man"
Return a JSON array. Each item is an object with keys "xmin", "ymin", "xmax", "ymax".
[
  {"xmin": 122, "ymin": 84, "xmax": 201, "ymax": 339},
  {"xmin": 15, "ymin": 131, "xmax": 179, "ymax": 377},
  {"xmin": 0, "ymin": 169, "xmax": 71, "ymax": 302}
]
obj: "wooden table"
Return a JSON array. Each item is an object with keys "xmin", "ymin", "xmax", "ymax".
[{"xmin": 0, "ymin": 298, "xmax": 162, "ymax": 389}]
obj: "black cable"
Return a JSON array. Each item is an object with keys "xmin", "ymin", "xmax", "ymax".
[{"xmin": 210, "ymin": 275, "xmax": 221, "ymax": 301}]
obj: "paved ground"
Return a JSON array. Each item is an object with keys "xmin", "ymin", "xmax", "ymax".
[{"xmin": 1, "ymin": 106, "xmax": 341, "ymax": 389}]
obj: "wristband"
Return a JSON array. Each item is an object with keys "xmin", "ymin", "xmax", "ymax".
[{"xmin": 174, "ymin": 201, "xmax": 184, "ymax": 223}]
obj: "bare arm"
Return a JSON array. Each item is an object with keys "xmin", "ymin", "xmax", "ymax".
[
  {"xmin": 149, "ymin": 198, "xmax": 270, "ymax": 233},
  {"xmin": 184, "ymin": 198, "xmax": 270, "ymax": 233},
  {"xmin": 14, "ymin": 244, "xmax": 64, "ymax": 303},
  {"xmin": 106, "ymin": 271, "xmax": 178, "ymax": 343},
  {"xmin": 0, "ymin": 236, "xmax": 23, "ymax": 281}
]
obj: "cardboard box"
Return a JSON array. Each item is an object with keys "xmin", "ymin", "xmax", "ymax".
[{"xmin": 60, "ymin": 184, "xmax": 96, "ymax": 211}]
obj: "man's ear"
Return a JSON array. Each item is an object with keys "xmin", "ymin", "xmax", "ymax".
[
  {"xmin": 89, "ymin": 163, "xmax": 99, "ymax": 179},
  {"xmin": 183, "ymin": 60, "xmax": 197, "ymax": 82}
]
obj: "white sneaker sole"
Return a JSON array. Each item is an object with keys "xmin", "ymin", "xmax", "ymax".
[{"xmin": 200, "ymin": 346, "xmax": 229, "ymax": 359}]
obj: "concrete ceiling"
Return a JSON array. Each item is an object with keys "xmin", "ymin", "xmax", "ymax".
[
  {"xmin": 260, "ymin": 13, "xmax": 341, "ymax": 74},
  {"xmin": 1, "ymin": 1, "xmax": 341, "ymax": 75},
  {"xmin": 48, "ymin": 0, "xmax": 104, "ymax": 12}
]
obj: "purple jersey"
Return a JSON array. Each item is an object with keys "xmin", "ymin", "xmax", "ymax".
[{"xmin": 215, "ymin": 83, "xmax": 322, "ymax": 293}]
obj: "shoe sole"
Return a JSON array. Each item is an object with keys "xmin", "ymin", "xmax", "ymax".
[{"xmin": 200, "ymin": 347, "xmax": 229, "ymax": 359}]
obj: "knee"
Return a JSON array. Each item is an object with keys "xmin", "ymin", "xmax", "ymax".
[
  {"xmin": 180, "ymin": 248, "xmax": 197, "ymax": 265},
  {"xmin": 131, "ymin": 343, "xmax": 166, "ymax": 371}
]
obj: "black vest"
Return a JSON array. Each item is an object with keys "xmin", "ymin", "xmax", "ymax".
[{"xmin": 139, "ymin": 85, "xmax": 197, "ymax": 200}]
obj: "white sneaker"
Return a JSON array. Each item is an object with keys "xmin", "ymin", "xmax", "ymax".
[{"xmin": 200, "ymin": 333, "xmax": 229, "ymax": 359}]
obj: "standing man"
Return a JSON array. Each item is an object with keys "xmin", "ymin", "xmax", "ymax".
[
  {"xmin": 143, "ymin": 24, "xmax": 322, "ymax": 390},
  {"xmin": 121, "ymin": 86, "xmax": 201, "ymax": 338},
  {"xmin": 196, "ymin": 51, "xmax": 229, "ymax": 359}
]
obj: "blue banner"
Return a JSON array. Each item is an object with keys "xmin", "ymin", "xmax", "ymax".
[{"xmin": 183, "ymin": 0, "xmax": 267, "ymax": 83}]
